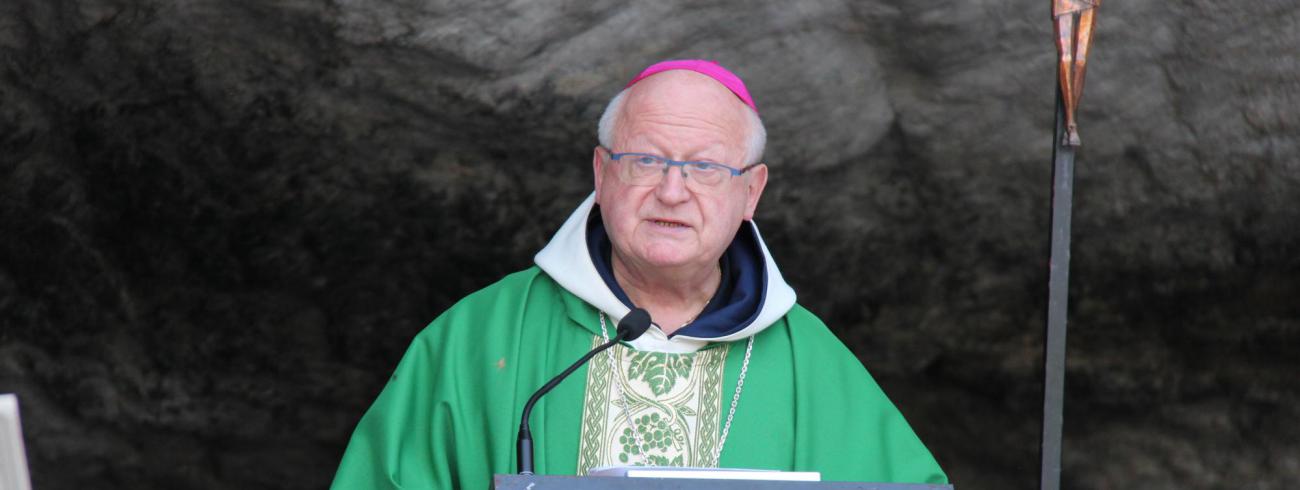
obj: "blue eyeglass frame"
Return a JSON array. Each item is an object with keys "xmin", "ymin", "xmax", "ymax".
[{"xmin": 601, "ymin": 146, "xmax": 763, "ymax": 176}]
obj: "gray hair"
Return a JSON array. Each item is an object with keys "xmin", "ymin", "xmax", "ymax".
[{"xmin": 596, "ymin": 88, "xmax": 767, "ymax": 166}]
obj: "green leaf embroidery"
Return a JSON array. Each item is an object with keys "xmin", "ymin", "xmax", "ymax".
[{"xmin": 627, "ymin": 352, "xmax": 695, "ymax": 396}]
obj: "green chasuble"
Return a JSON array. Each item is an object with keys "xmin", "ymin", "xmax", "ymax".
[{"xmin": 330, "ymin": 267, "xmax": 947, "ymax": 488}]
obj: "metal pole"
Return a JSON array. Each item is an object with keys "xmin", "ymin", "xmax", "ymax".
[{"xmin": 1039, "ymin": 86, "xmax": 1075, "ymax": 490}]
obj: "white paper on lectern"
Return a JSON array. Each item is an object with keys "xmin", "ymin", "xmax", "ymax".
[
  {"xmin": 589, "ymin": 465, "xmax": 821, "ymax": 481},
  {"xmin": 0, "ymin": 394, "xmax": 33, "ymax": 490}
]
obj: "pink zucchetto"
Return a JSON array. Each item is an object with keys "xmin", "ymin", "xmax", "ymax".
[{"xmin": 625, "ymin": 59, "xmax": 758, "ymax": 114}]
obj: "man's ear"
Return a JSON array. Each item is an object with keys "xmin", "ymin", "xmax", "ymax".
[
  {"xmin": 592, "ymin": 146, "xmax": 605, "ymax": 203},
  {"xmin": 742, "ymin": 164, "xmax": 768, "ymax": 220}
]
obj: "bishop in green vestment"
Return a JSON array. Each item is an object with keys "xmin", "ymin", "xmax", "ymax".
[{"xmin": 331, "ymin": 60, "xmax": 948, "ymax": 489}]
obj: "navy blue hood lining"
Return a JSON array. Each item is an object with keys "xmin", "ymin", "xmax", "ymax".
[{"xmin": 586, "ymin": 208, "xmax": 767, "ymax": 339}]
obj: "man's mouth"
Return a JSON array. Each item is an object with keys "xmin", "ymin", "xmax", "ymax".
[{"xmin": 650, "ymin": 219, "xmax": 689, "ymax": 228}]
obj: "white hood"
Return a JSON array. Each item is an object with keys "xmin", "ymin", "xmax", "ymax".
[{"xmin": 535, "ymin": 193, "xmax": 796, "ymax": 353}]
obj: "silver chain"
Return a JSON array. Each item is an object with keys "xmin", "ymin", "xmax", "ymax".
[
  {"xmin": 599, "ymin": 313, "xmax": 753, "ymax": 467},
  {"xmin": 715, "ymin": 332, "xmax": 752, "ymax": 462}
]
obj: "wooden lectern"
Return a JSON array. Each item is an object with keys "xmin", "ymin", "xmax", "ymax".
[{"xmin": 493, "ymin": 474, "xmax": 955, "ymax": 490}]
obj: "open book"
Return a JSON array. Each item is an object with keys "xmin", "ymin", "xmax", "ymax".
[
  {"xmin": 589, "ymin": 465, "xmax": 820, "ymax": 481},
  {"xmin": 0, "ymin": 394, "xmax": 33, "ymax": 490}
]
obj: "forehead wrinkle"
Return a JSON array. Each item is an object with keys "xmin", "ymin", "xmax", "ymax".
[{"xmin": 619, "ymin": 119, "xmax": 736, "ymax": 162}]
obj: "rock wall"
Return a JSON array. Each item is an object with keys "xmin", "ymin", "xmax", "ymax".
[{"xmin": 1, "ymin": 1, "xmax": 1297, "ymax": 489}]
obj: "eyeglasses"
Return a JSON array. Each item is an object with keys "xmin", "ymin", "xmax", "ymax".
[{"xmin": 601, "ymin": 146, "xmax": 762, "ymax": 192}]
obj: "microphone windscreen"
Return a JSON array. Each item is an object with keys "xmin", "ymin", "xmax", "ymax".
[{"xmin": 617, "ymin": 308, "xmax": 652, "ymax": 341}]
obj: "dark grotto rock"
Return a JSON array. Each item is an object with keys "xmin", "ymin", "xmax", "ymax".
[{"xmin": 0, "ymin": 0, "xmax": 1296, "ymax": 489}]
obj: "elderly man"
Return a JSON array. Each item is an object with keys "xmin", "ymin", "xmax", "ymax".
[{"xmin": 330, "ymin": 60, "xmax": 947, "ymax": 488}]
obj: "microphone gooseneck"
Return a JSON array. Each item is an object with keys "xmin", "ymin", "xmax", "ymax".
[{"xmin": 516, "ymin": 308, "xmax": 652, "ymax": 475}]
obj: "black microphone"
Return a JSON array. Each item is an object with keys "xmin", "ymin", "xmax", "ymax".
[{"xmin": 516, "ymin": 308, "xmax": 652, "ymax": 475}]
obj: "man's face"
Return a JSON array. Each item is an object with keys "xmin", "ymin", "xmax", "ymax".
[{"xmin": 593, "ymin": 71, "xmax": 768, "ymax": 273}]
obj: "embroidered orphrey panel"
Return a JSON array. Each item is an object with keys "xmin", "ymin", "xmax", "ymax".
[{"xmin": 576, "ymin": 337, "xmax": 728, "ymax": 473}]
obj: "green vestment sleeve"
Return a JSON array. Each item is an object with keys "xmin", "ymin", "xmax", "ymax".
[
  {"xmin": 329, "ymin": 269, "xmax": 594, "ymax": 489},
  {"xmin": 330, "ymin": 268, "xmax": 947, "ymax": 488}
]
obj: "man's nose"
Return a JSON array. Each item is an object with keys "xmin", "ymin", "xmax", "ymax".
[{"xmin": 654, "ymin": 164, "xmax": 691, "ymax": 203}]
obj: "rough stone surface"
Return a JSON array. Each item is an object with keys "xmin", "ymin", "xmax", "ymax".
[{"xmin": 1, "ymin": 1, "xmax": 1297, "ymax": 489}]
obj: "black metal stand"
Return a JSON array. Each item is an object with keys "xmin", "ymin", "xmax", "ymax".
[{"xmin": 1039, "ymin": 87, "xmax": 1075, "ymax": 490}]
